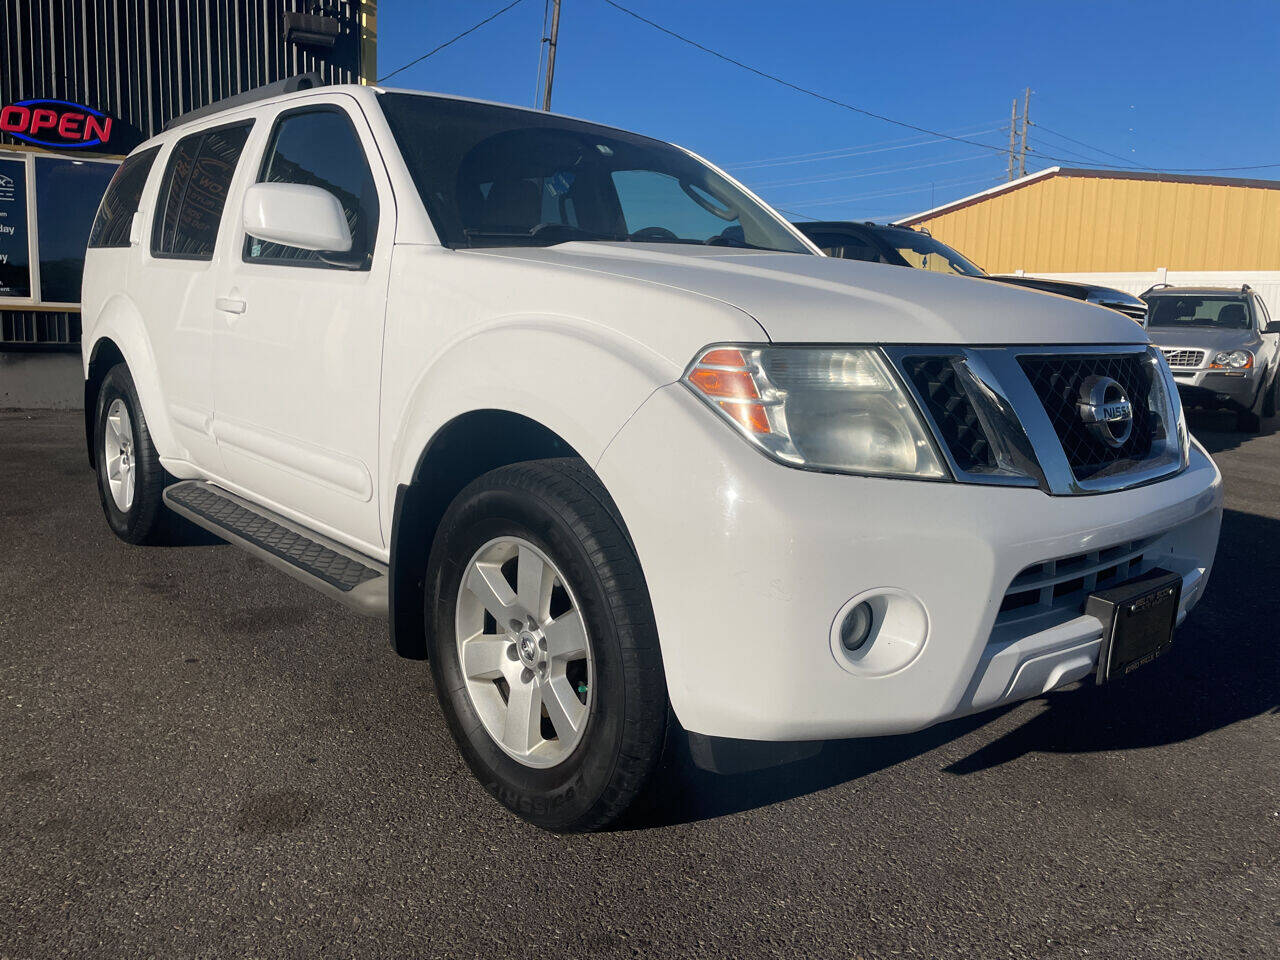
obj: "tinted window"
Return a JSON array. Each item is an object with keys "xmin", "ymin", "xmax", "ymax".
[
  {"xmin": 378, "ymin": 92, "xmax": 809, "ymax": 254},
  {"xmin": 806, "ymin": 231, "xmax": 882, "ymax": 262},
  {"xmin": 873, "ymin": 227, "xmax": 985, "ymax": 277},
  {"xmin": 89, "ymin": 146, "xmax": 159, "ymax": 248},
  {"xmin": 245, "ymin": 108, "xmax": 378, "ymax": 270},
  {"xmin": 1147, "ymin": 296, "xmax": 1251, "ymax": 330},
  {"xmin": 36, "ymin": 157, "xmax": 117, "ymax": 302},
  {"xmin": 0, "ymin": 157, "xmax": 31, "ymax": 298},
  {"xmin": 611, "ymin": 170, "xmax": 746, "ymax": 244},
  {"xmin": 1254, "ymin": 295, "xmax": 1271, "ymax": 329},
  {"xmin": 152, "ymin": 122, "xmax": 251, "ymax": 260}
]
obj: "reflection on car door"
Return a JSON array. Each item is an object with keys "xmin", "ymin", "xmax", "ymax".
[
  {"xmin": 211, "ymin": 97, "xmax": 391, "ymax": 552},
  {"xmin": 144, "ymin": 121, "xmax": 254, "ymax": 476}
]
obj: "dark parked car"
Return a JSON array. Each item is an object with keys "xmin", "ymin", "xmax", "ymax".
[
  {"xmin": 1142, "ymin": 284, "xmax": 1280, "ymax": 432},
  {"xmin": 793, "ymin": 220, "xmax": 1148, "ymax": 323}
]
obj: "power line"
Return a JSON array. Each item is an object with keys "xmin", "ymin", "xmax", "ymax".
[
  {"xmin": 377, "ymin": 0, "xmax": 529, "ymax": 84},
  {"xmin": 599, "ymin": 0, "xmax": 1016, "ymax": 156},
  {"xmin": 599, "ymin": 0, "xmax": 1280, "ymax": 174},
  {"xmin": 1033, "ymin": 122, "xmax": 1156, "ymax": 171},
  {"xmin": 750, "ymin": 152, "xmax": 992, "ymax": 190},
  {"xmin": 532, "ymin": 0, "xmax": 550, "ymax": 106},
  {"xmin": 787, "ymin": 172, "xmax": 1003, "ymax": 208},
  {"xmin": 728, "ymin": 125, "xmax": 1003, "ymax": 169}
]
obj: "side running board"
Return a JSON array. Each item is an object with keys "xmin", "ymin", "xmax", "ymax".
[{"xmin": 163, "ymin": 480, "xmax": 387, "ymax": 618}]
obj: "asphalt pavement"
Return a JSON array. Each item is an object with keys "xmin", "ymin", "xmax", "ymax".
[{"xmin": 1, "ymin": 408, "xmax": 1277, "ymax": 959}]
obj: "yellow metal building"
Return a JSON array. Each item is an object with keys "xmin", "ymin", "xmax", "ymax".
[{"xmin": 896, "ymin": 166, "xmax": 1280, "ymax": 311}]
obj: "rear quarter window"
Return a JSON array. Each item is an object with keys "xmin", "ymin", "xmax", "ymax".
[{"xmin": 88, "ymin": 146, "xmax": 160, "ymax": 249}]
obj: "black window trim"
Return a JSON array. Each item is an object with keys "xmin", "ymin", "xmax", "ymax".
[
  {"xmin": 240, "ymin": 103, "xmax": 379, "ymax": 272},
  {"xmin": 87, "ymin": 145, "xmax": 162, "ymax": 250},
  {"xmin": 150, "ymin": 119, "xmax": 254, "ymax": 263}
]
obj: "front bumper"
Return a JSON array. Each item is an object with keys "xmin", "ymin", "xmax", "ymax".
[
  {"xmin": 597, "ymin": 383, "xmax": 1223, "ymax": 741},
  {"xmin": 1171, "ymin": 367, "xmax": 1263, "ymax": 411}
]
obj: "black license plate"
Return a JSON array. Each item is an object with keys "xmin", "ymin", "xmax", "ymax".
[{"xmin": 1087, "ymin": 568, "xmax": 1182, "ymax": 683}]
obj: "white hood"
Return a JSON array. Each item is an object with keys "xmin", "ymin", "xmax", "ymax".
[{"xmin": 467, "ymin": 243, "xmax": 1148, "ymax": 347}]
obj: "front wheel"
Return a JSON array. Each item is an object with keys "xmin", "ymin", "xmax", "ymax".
[
  {"xmin": 1262, "ymin": 370, "xmax": 1278, "ymax": 418},
  {"xmin": 425, "ymin": 458, "xmax": 668, "ymax": 832}
]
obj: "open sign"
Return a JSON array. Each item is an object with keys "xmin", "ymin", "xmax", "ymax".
[{"xmin": 0, "ymin": 99, "xmax": 140, "ymax": 152}]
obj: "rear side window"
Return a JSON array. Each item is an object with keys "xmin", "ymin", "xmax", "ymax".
[
  {"xmin": 152, "ymin": 122, "xmax": 252, "ymax": 260},
  {"xmin": 244, "ymin": 107, "xmax": 378, "ymax": 270},
  {"xmin": 88, "ymin": 146, "xmax": 160, "ymax": 248}
]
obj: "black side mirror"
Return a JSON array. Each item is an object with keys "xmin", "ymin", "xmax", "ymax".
[{"xmin": 1265, "ymin": 320, "xmax": 1280, "ymax": 334}]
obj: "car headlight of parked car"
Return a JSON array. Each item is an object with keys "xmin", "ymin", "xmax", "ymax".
[
  {"xmin": 683, "ymin": 345, "xmax": 947, "ymax": 479},
  {"xmin": 1211, "ymin": 349, "xmax": 1254, "ymax": 370}
]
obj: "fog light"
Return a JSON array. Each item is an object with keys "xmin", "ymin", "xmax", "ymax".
[
  {"xmin": 829, "ymin": 589, "xmax": 929, "ymax": 676},
  {"xmin": 839, "ymin": 601, "xmax": 873, "ymax": 652}
]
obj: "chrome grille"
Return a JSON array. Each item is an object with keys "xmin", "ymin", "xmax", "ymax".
[
  {"xmin": 1161, "ymin": 348, "xmax": 1205, "ymax": 369},
  {"xmin": 902, "ymin": 356, "xmax": 994, "ymax": 472},
  {"xmin": 1018, "ymin": 353, "xmax": 1157, "ymax": 482},
  {"xmin": 886, "ymin": 344, "xmax": 1183, "ymax": 495}
]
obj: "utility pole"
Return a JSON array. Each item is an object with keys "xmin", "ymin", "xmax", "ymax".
[
  {"xmin": 1018, "ymin": 87, "xmax": 1031, "ymax": 178},
  {"xmin": 1007, "ymin": 98, "xmax": 1018, "ymax": 181},
  {"xmin": 541, "ymin": 0, "xmax": 562, "ymax": 112}
]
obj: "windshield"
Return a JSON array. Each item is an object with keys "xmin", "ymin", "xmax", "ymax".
[
  {"xmin": 874, "ymin": 228, "xmax": 985, "ymax": 277},
  {"xmin": 379, "ymin": 93, "xmax": 810, "ymax": 254},
  {"xmin": 1146, "ymin": 296, "xmax": 1251, "ymax": 330}
]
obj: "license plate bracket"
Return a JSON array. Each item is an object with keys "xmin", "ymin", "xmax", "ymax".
[{"xmin": 1087, "ymin": 568, "xmax": 1182, "ymax": 683}]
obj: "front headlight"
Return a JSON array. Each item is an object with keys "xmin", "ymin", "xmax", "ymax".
[
  {"xmin": 682, "ymin": 345, "xmax": 947, "ymax": 479},
  {"xmin": 1211, "ymin": 349, "xmax": 1254, "ymax": 370}
]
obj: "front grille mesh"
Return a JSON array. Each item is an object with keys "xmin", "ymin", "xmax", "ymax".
[
  {"xmin": 1019, "ymin": 353, "xmax": 1156, "ymax": 482},
  {"xmin": 1161, "ymin": 348, "xmax": 1205, "ymax": 368},
  {"xmin": 902, "ymin": 357, "xmax": 994, "ymax": 472},
  {"xmin": 996, "ymin": 535, "xmax": 1160, "ymax": 628}
]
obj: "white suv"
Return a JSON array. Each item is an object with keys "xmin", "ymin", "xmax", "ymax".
[{"xmin": 81, "ymin": 79, "xmax": 1223, "ymax": 831}]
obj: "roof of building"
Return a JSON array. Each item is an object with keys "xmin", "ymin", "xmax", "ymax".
[{"xmin": 896, "ymin": 166, "xmax": 1280, "ymax": 226}]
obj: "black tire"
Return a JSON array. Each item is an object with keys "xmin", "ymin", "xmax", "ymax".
[
  {"xmin": 425, "ymin": 457, "xmax": 668, "ymax": 832},
  {"xmin": 1262, "ymin": 371, "xmax": 1278, "ymax": 418},
  {"xmin": 94, "ymin": 363, "xmax": 169, "ymax": 544}
]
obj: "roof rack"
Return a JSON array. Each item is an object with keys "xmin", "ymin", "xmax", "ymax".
[
  {"xmin": 1140, "ymin": 283, "xmax": 1174, "ymax": 296},
  {"xmin": 163, "ymin": 72, "xmax": 325, "ymax": 131},
  {"xmin": 1241, "ymin": 283, "xmax": 1252, "ymax": 293}
]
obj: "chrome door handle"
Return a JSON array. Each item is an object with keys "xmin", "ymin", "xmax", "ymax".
[{"xmin": 215, "ymin": 296, "xmax": 246, "ymax": 314}]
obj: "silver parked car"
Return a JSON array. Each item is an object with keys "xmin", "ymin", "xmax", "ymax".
[{"xmin": 1143, "ymin": 284, "xmax": 1280, "ymax": 432}]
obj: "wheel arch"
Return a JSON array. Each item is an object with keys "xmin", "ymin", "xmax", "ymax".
[
  {"xmin": 84, "ymin": 337, "xmax": 127, "ymax": 468},
  {"xmin": 388, "ymin": 408, "xmax": 593, "ymax": 659},
  {"xmin": 82, "ymin": 294, "xmax": 178, "ymax": 468}
]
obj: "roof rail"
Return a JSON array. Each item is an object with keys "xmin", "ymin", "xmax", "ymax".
[
  {"xmin": 1242, "ymin": 283, "xmax": 1253, "ymax": 293},
  {"xmin": 163, "ymin": 73, "xmax": 325, "ymax": 131}
]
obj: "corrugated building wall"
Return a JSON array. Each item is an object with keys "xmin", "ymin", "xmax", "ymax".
[
  {"xmin": 899, "ymin": 168, "xmax": 1280, "ymax": 275},
  {"xmin": 1, "ymin": 0, "xmax": 376, "ymax": 144}
]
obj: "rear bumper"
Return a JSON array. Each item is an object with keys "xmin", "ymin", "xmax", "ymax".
[{"xmin": 598, "ymin": 383, "xmax": 1223, "ymax": 741}]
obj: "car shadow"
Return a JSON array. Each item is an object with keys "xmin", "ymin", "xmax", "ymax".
[
  {"xmin": 626, "ymin": 506, "xmax": 1278, "ymax": 829},
  {"xmin": 1186, "ymin": 408, "xmax": 1279, "ymax": 455}
]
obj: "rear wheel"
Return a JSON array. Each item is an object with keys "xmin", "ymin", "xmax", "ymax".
[
  {"xmin": 425, "ymin": 458, "xmax": 668, "ymax": 832},
  {"xmin": 94, "ymin": 364, "xmax": 168, "ymax": 543}
]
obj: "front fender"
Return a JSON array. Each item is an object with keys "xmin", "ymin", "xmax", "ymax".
[
  {"xmin": 383, "ymin": 315, "xmax": 680, "ymax": 529},
  {"xmin": 84, "ymin": 293, "xmax": 182, "ymax": 460}
]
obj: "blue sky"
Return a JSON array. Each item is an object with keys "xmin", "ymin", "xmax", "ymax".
[{"xmin": 374, "ymin": 0, "xmax": 1280, "ymax": 222}]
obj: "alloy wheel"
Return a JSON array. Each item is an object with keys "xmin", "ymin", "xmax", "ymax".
[
  {"xmin": 103, "ymin": 398, "xmax": 136, "ymax": 512},
  {"xmin": 455, "ymin": 536, "xmax": 593, "ymax": 768}
]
